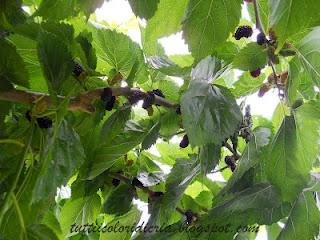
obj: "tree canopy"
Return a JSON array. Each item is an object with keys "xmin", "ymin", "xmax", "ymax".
[{"xmin": 0, "ymin": 0, "xmax": 319, "ymax": 239}]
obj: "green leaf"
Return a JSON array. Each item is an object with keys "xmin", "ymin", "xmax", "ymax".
[
  {"xmin": 0, "ymin": 39, "xmax": 29, "ymax": 88},
  {"xmin": 77, "ymin": 0, "xmax": 104, "ymax": 18},
  {"xmin": 86, "ymin": 121, "xmax": 157, "ymax": 179},
  {"xmin": 156, "ymin": 142, "xmax": 190, "ymax": 165},
  {"xmin": 161, "ymin": 156, "xmax": 200, "ymax": 223},
  {"xmin": 296, "ymin": 27, "xmax": 320, "ymax": 87},
  {"xmin": 158, "ymin": 78, "xmax": 181, "ymax": 103},
  {"xmin": 159, "ymin": 110, "xmax": 180, "ymax": 137},
  {"xmin": 232, "ymin": 43, "xmax": 268, "ymax": 71},
  {"xmin": 32, "ymin": 120, "xmax": 86, "ymax": 202},
  {"xmin": 93, "ymin": 28, "xmax": 147, "ymax": 84},
  {"xmin": 191, "ymin": 56, "xmax": 224, "ymax": 82},
  {"xmin": 27, "ymin": 224, "xmax": 59, "ymax": 240},
  {"xmin": 149, "ymin": 56, "xmax": 191, "ymax": 77},
  {"xmin": 35, "ymin": 0, "xmax": 76, "ymax": 20},
  {"xmin": 286, "ymin": 57, "xmax": 315, "ymax": 106},
  {"xmin": 0, "ymin": 0, "xmax": 26, "ymax": 27},
  {"xmin": 145, "ymin": 0, "xmax": 188, "ymax": 42},
  {"xmin": 267, "ymin": 102, "xmax": 320, "ymax": 201},
  {"xmin": 182, "ymin": 0, "xmax": 242, "ymax": 60},
  {"xmin": 142, "ymin": 121, "xmax": 160, "ymax": 150},
  {"xmin": 199, "ymin": 143, "xmax": 221, "ymax": 174},
  {"xmin": 59, "ymin": 193, "xmax": 101, "ymax": 237},
  {"xmin": 277, "ymin": 192, "xmax": 320, "ymax": 240},
  {"xmin": 270, "ymin": 0, "xmax": 320, "ymax": 49},
  {"xmin": 212, "ymin": 184, "xmax": 286, "ymax": 219},
  {"xmin": 9, "ymin": 33, "xmax": 48, "ymax": 92},
  {"xmin": 37, "ymin": 30, "xmax": 73, "ymax": 94},
  {"xmin": 103, "ymin": 184, "xmax": 134, "ymax": 216},
  {"xmin": 128, "ymin": 0, "xmax": 159, "ymax": 20},
  {"xmin": 231, "ymin": 72, "xmax": 266, "ymax": 98},
  {"xmin": 181, "ymin": 81, "xmax": 242, "ymax": 146},
  {"xmin": 75, "ymin": 31, "xmax": 97, "ymax": 70},
  {"xmin": 100, "ymin": 207, "xmax": 142, "ymax": 240},
  {"xmin": 221, "ymin": 127, "xmax": 272, "ymax": 194}
]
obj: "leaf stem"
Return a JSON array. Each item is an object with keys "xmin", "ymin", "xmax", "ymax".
[
  {"xmin": 0, "ymin": 124, "xmax": 34, "ymax": 225},
  {"xmin": 0, "ymin": 139, "xmax": 25, "ymax": 147},
  {"xmin": 11, "ymin": 193, "xmax": 28, "ymax": 240}
]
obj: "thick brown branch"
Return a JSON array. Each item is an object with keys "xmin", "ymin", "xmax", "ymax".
[{"xmin": 0, "ymin": 87, "xmax": 179, "ymax": 114}]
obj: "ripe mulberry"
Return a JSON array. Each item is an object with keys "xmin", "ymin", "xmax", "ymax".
[
  {"xmin": 128, "ymin": 91, "xmax": 146, "ymax": 105},
  {"xmin": 101, "ymin": 87, "xmax": 113, "ymax": 102},
  {"xmin": 257, "ymin": 32, "xmax": 267, "ymax": 45},
  {"xmin": 105, "ymin": 96, "xmax": 116, "ymax": 111},
  {"xmin": 132, "ymin": 178, "xmax": 144, "ymax": 188},
  {"xmin": 142, "ymin": 92, "xmax": 155, "ymax": 109},
  {"xmin": 36, "ymin": 117, "xmax": 52, "ymax": 129},
  {"xmin": 234, "ymin": 25, "xmax": 253, "ymax": 40},
  {"xmin": 25, "ymin": 111, "xmax": 31, "ymax": 122},
  {"xmin": 152, "ymin": 89, "xmax": 165, "ymax": 98},
  {"xmin": 225, "ymin": 156, "xmax": 235, "ymax": 166},
  {"xmin": 176, "ymin": 106, "xmax": 181, "ymax": 115},
  {"xmin": 112, "ymin": 178, "xmax": 120, "ymax": 187},
  {"xmin": 72, "ymin": 61, "xmax": 85, "ymax": 77},
  {"xmin": 179, "ymin": 134, "xmax": 189, "ymax": 148},
  {"xmin": 230, "ymin": 164, "xmax": 236, "ymax": 172}
]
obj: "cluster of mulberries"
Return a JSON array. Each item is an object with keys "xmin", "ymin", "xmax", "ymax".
[{"xmin": 100, "ymin": 87, "xmax": 116, "ymax": 111}]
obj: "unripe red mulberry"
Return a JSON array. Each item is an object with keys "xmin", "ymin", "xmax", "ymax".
[{"xmin": 250, "ymin": 68, "xmax": 261, "ymax": 78}]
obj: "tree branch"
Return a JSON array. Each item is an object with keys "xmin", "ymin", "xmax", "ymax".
[{"xmin": 0, "ymin": 87, "xmax": 179, "ymax": 114}]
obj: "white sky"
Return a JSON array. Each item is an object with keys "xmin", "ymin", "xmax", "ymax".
[{"xmin": 94, "ymin": 1, "xmax": 277, "ymax": 239}]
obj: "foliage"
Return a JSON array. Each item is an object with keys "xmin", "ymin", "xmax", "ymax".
[{"xmin": 0, "ymin": 0, "xmax": 319, "ymax": 240}]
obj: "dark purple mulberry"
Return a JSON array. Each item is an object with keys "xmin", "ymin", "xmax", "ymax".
[
  {"xmin": 179, "ymin": 134, "xmax": 189, "ymax": 148},
  {"xmin": 36, "ymin": 117, "xmax": 52, "ymax": 129},
  {"xmin": 234, "ymin": 25, "xmax": 253, "ymax": 40}
]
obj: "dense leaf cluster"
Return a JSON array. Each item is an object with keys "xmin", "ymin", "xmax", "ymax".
[{"xmin": 0, "ymin": 0, "xmax": 319, "ymax": 239}]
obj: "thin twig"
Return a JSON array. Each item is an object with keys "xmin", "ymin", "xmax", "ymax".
[
  {"xmin": 223, "ymin": 142, "xmax": 241, "ymax": 160},
  {"xmin": 210, "ymin": 166, "xmax": 229, "ymax": 174},
  {"xmin": 108, "ymin": 172, "xmax": 154, "ymax": 196}
]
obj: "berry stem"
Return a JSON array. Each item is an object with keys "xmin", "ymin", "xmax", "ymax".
[{"xmin": 252, "ymin": 0, "xmax": 265, "ymax": 34}]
